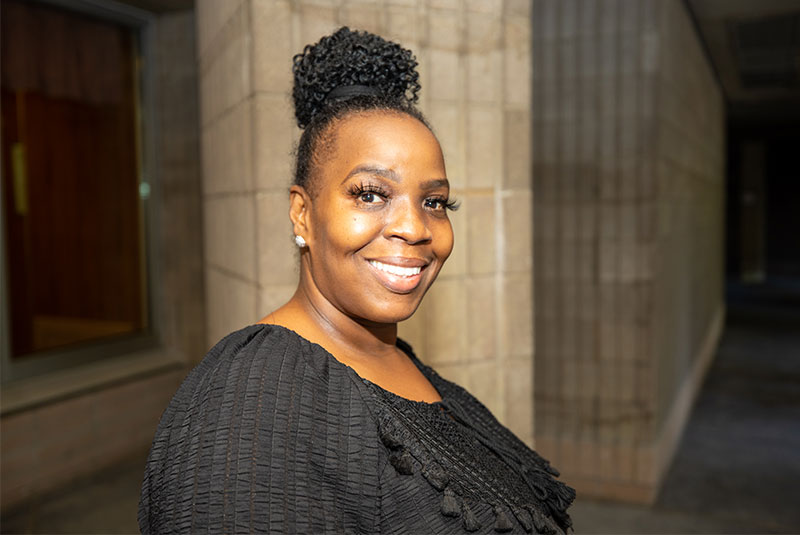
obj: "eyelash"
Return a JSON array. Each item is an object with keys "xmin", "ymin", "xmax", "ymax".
[
  {"xmin": 348, "ymin": 182, "xmax": 460, "ymax": 212},
  {"xmin": 348, "ymin": 182, "xmax": 389, "ymax": 201},
  {"xmin": 425, "ymin": 196, "xmax": 460, "ymax": 212}
]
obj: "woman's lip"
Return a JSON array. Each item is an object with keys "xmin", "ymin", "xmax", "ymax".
[
  {"xmin": 366, "ymin": 259, "xmax": 427, "ymax": 294},
  {"xmin": 367, "ymin": 256, "xmax": 430, "ymax": 268}
]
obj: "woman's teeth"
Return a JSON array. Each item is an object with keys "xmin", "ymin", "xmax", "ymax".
[{"xmin": 369, "ymin": 260, "xmax": 422, "ymax": 277}]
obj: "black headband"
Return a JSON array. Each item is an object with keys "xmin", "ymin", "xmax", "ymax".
[{"xmin": 325, "ymin": 84, "xmax": 380, "ymax": 101}]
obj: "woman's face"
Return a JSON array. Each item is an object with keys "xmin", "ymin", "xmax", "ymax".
[{"xmin": 298, "ymin": 111, "xmax": 454, "ymax": 324}]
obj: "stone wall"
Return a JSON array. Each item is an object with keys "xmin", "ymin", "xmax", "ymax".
[
  {"xmin": 196, "ymin": 0, "xmax": 535, "ymax": 443},
  {"xmin": 531, "ymin": 0, "xmax": 724, "ymax": 503}
]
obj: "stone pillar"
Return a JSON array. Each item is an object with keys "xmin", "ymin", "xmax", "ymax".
[
  {"xmin": 196, "ymin": 0, "xmax": 535, "ymax": 443},
  {"xmin": 532, "ymin": 0, "xmax": 725, "ymax": 503}
]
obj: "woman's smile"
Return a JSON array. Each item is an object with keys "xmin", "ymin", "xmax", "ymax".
[{"xmin": 366, "ymin": 256, "xmax": 431, "ymax": 294}]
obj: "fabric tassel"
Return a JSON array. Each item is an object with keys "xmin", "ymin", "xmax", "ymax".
[
  {"xmin": 512, "ymin": 506, "xmax": 533, "ymax": 533},
  {"xmin": 422, "ymin": 464, "xmax": 449, "ymax": 491},
  {"xmin": 523, "ymin": 471, "xmax": 549, "ymax": 501},
  {"xmin": 529, "ymin": 507, "xmax": 555, "ymax": 535},
  {"xmin": 440, "ymin": 488, "xmax": 461, "ymax": 517},
  {"xmin": 461, "ymin": 502, "xmax": 481, "ymax": 532},
  {"xmin": 380, "ymin": 429, "xmax": 403, "ymax": 450},
  {"xmin": 555, "ymin": 482, "xmax": 577, "ymax": 505},
  {"xmin": 493, "ymin": 505, "xmax": 513, "ymax": 532},
  {"xmin": 389, "ymin": 449, "xmax": 414, "ymax": 475}
]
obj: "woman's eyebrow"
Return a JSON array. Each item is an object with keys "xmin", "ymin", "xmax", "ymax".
[
  {"xmin": 343, "ymin": 165, "xmax": 401, "ymax": 183},
  {"xmin": 343, "ymin": 166, "xmax": 449, "ymax": 190},
  {"xmin": 420, "ymin": 178, "xmax": 450, "ymax": 191}
]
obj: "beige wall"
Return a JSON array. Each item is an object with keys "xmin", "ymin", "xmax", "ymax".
[
  {"xmin": 196, "ymin": 0, "xmax": 535, "ymax": 443},
  {"xmin": 652, "ymin": 0, "xmax": 725, "ymax": 428},
  {"xmin": 531, "ymin": 0, "xmax": 724, "ymax": 503}
]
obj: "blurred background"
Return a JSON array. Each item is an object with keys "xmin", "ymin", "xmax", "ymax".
[{"xmin": 1, "ymin": 0, "xmax": 798, "ymax": 533}]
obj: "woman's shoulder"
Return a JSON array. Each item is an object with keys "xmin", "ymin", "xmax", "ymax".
[
  {"xmin": 163, "ymin": 324, "xmax": 367, "ymax": 421},
  {"xmin": 140, "ymin": 324, "xmax": 386, "ymax": 533},
  {"xmin": 188, "ymin": 325, "xmax": 329, "ymax": 384}
]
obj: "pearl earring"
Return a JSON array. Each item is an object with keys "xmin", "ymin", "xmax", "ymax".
[{"xmin": 294, "ymin": 235, "xmax": 306, "ymax": 248}]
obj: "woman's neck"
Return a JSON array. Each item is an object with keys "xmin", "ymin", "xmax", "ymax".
[
  {"xmin": 262, "ymin": 279, "xmax": 400, "ymax": 362},
  {"xmin": 260, "ymin": 273, "xmax": 442, "ymax": 404}
]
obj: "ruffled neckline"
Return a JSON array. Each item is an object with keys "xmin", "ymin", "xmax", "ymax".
[{"xmin": 251, "ymin": 322, "xmax": 448, "ymax": 406}]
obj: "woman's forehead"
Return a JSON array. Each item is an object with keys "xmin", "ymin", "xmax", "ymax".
[{"xmin": 325, "ymin": 112, "xmax": 444, "ymax": 173}]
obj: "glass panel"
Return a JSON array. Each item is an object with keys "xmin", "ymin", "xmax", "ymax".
[{"xmin": 1, "ymin": 0, "xmax": 147, "ymax": 358}]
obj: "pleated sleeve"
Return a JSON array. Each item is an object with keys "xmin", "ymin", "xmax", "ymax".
[{"xmin": 138, "ymin": 325, "xmax": 384, "ymax": 534}]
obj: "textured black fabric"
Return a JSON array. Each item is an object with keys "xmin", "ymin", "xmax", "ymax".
[{"xmin": 139, "ymin": 324, "xmax": 573, "ymax": 534}]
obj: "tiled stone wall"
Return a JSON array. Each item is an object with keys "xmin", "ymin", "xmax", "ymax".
[
  {"xmin": 532, "ymin": 0, "xmax": 724, "ymax": 503},
  {"xmin": 196, "ymin": 0, "xmax": 534, "ymax": 442},
  {"xmin": 652, "ymin": 0, "xmax": 725, "ymax": 429}
]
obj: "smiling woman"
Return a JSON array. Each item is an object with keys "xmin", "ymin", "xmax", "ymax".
[{"xmin": 139, "ymin": 27, "xmax": 574, "ymax": 534}]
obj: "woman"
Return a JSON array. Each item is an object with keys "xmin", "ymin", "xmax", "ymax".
[{"xmin": 139, "ymin": 27, "xmax": 574, "ymax": 534}]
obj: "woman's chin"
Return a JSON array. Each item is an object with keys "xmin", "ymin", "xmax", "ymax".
[{"xmin": 358, "ymin": 298, "xmax": 424, "ymax": 325}]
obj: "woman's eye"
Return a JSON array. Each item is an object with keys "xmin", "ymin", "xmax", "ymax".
[
  {"xmin": 349, "ymin": 183, "xmax": 389, "ymax": 205},
  {"xmin": 424, "ymin": 198, "xmax": 445, "ymax": 210}
]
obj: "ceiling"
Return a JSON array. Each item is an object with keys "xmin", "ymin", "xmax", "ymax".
[{"xmin": 686, "ymin": 0, "xmax": 800, "ymax": 122}]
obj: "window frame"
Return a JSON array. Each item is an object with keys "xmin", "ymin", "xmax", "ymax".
[{"xmin": 0, "ymin": 0, "xmax": 192, "ymax": 411}]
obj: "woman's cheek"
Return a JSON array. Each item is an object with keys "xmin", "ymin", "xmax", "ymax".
[
  {"xmin": 346, "ymin": 212, "xmax": 382, "ymax": 242},
  {"xmin": 435, "ymin": 219, "xmax": 455, "ymax": 260}
]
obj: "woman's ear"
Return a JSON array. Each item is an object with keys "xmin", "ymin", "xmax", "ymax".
[{"xmin": 289, "ymin": 185, "xmax": 312, "ymax": 241}]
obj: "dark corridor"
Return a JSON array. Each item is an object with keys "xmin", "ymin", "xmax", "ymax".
[{"xmin": 570, "ymin": 278, "xmax": 800, "ymax": 533}]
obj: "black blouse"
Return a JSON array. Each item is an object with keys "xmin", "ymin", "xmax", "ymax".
[{"xmin": 138, "ymin": 324, "xmax": 574, "ymax": 534}]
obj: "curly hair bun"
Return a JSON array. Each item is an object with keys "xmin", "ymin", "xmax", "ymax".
[{"xmin": 292, "ymin": 27, "xmax": 421, "ymax": 129}]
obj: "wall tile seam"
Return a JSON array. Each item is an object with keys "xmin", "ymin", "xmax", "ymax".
[
  {"xmin": 652, "ymin": 107, "xmax": 717, "ymax": 134},
  {"xmin": 492, "ymin": 116, "xmax": 508, "ymax": 424},
  {"xmin": 205, "ymin": 262, "xmax": 261, "ymax": 288},
  {"xmin": 452, "ymin": 187, "xmax": 495, "ymax": 197},
  {"xmin": 658, "ymin": 112, "xmax": 721, "ymax": 146},
  {"xmin": 658, "ymin": 156, "xmax": 723, "ymax": 181},
  {"xmin": 427, "ymin": 8, "xmax": 466, "ymax": 51},
  {"xmin": 496, "ymin": 185, "xmax": 534, "ymax": 195},
  {"xmin": 465, "ymin": 96, "xmax": 505, "ymax": 105},
  {"xmin": 504, "ymin": 353, "xmax": 534, "ymax": 362},
  {"xmin": 247, "ymin": 0, "xmax": 265, "ymax": 315},
  {"xmin": 203, "ymin": 190, "xmax": 265, "ymax": 200},
  {"xmin": 428, "ymin": 97, "xmax": 467, "ymax": 108},
  {"xmin": 441, "ymin": 355, "xmax": 523, "ymax": 366},
  {"xmin": 438, "ymin": 271, "xmax": 521, "ymax": 282},
  {"xmin": 204, "ymin": 182, "xmax": 298, "ymax": 197},
  {"xmin": 251, "ymin": 90, "xmax": 297, "ymax": 106},
  {"xmin": 199, "ymin": 91, "xmax": 254, "ymax": 131},
  {"xmin": 196, "ymin": 0, "xmax": 249, "ymax": 70},
  {"xmin": 197, "ymin": 20, "xmax": 250, "ymax": 92}
]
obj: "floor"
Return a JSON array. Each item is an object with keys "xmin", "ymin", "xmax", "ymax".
[
  {"xmin": 1, "ymin": 452, "xmax": 145, "ymax": 534},
  {"xmin": 2, "ymin": 280, "xmax": 799, "ymax": 534}
]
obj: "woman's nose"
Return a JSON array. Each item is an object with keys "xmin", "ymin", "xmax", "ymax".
[{"xmin": 385, "ymin": 199, "xmax": 432, "ymax": 244}]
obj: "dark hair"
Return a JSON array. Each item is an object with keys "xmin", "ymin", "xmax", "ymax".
[{"xmin": 291, "ymin": 27, "xmax": 428, "ymax": 192}]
